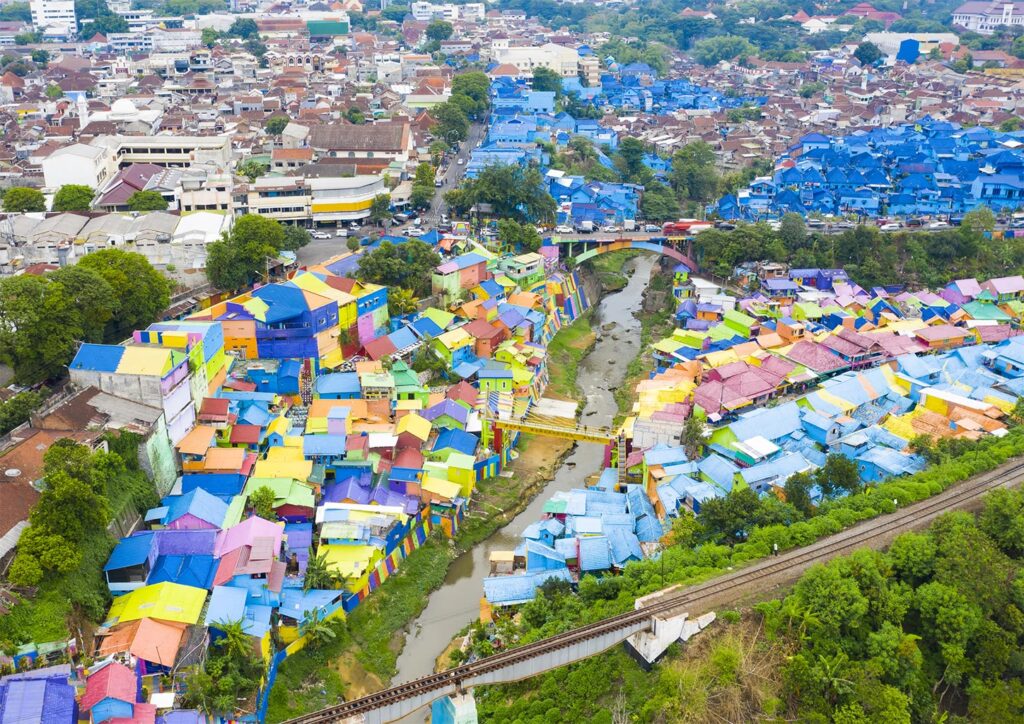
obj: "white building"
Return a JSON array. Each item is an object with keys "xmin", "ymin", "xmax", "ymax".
[
  {"xmin": 494, "ymin": 43, "xmax": 581, "ymax": 77},
  {"xmin": 410, "ymin": 1, "xmax": 483, "ymax": 21},
  {"xmin": 42, "ymin": 143, "xmax": 117, "ymax": 190},
  {"xmin": 952, "ymin": 1, "xmax": 1024, "ymax": 33},
  {"xmin": 30, "ymin": 0, "xmax": 75, "ymax": 33}
]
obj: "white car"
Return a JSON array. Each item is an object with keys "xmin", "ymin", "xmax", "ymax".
[
  {"xmin": 457, "ymin": 158, "xmax": 464, "ymax": 165},
  {"xmin": 600, "ymin": 224, "xmax": 620, "ymax": 233},
  {"xmin": 310, "ymin": 231, "xmax": 331, "ymax": 239},
  {"xmin": 879, "ymin": 222, "xmax": 902, "ymax": 231},
  {"xmin": 554, "ymin": 225, "xmax": 574, "ymax": 234},
  {"xmin": 927, "ymin": 221, "xmax": 950, "ymax": 230}
]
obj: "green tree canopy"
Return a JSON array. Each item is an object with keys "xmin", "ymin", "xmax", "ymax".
[
  {"xmin": 854, "ymin": 41, "xmax": 882, "ymax": 66},
  {"xmin": 205, "ymin": 214, "xmax": 287, "ymax": 290},
  {"xmin": 425, "ymin": 19, "xmax": 453, "ymax": 41},
  {"xmin": 237, "ymin": 159, "xmax": 268, "ymax": 182},
  {"xmin": 227, "ymin": 17, "xmax": 258, "ymax": 38},
  {"xmin": 497, "ymin": 218, "xmax": 542, "ymax": 252},
  {"xmin": 356, "ymin": 239, "xmax": 440, "ymax": 297},
  {"xmin": 282, "ymin": 225, "xmax": 311, "ymax": 251},
  {"xmin": 432, "ymin": 101, "xmax": 470, "ymax": 143},
  {"xmin": 264, "ymin": 115, "xmax": 289, "ymax": 135},
  {"xmin": 531, "ymin": 66, "xmax": 563, "ymax": 96},
  {"xmin": 0, "ymin": 275, "xmax": 81, "ymax": 383},
  {"xmin": 445, "ymin": 165, "xmax": 556, "ymax": 223},
  {"xmin": 126, "ymin": 190, "xmax": 168, "ymax": 211},
  {"xmin": 78, "ymin": 249, "xmax": 171, "ymax": 338},
  {"xmin": 369, "ymin": 193, "xmax": 392, "ymax": 225},
  {"xmin": 692, "ymin": 35, "xmax": 756, "ymax": 66},
  {"xmin": 3, "ymin": 186, "xmax": 44, "ymax": 212},
  {"xmin": 51, "ymin": 184, "xmax": 94, "ymax": 212},
  {"xmin": 47, "ymin": 265, "xmax": 116, "ymax": 342},
  {"xmin": 640, "ymin": 180, "xmax": 680, "ymax": 221}
]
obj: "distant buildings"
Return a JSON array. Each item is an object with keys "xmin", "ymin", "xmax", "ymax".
[{"xmin": 952, "ymin": 0, "xmax": 1024, "ymax": 34}]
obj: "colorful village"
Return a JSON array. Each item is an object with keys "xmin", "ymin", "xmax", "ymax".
[{"xmin": 8, "ymin": 209, "xmax": 1024, "ymax": 720}]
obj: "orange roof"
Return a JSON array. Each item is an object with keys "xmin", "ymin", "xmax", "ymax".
[
  {"xmin": 203, "ymin": 447, "xmax": 246, "ymax": 471},
  {"xmin": 177, "ymin": 425, "xmax": 218, "ymax": 456}
]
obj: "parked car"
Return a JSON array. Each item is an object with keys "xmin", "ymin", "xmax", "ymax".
[
  {"xmin": 311, "ymin": 231, "xmax": 331, "ymax": 239},
  {"xmin": 643, "ymin": 224, "xmax": 661, "ymax": 232},
  {"xmin": 927, "ymin": 221, "xmax": 950, "ymax": 230},
  {"xmin": 358, "ymin": 236, "xmax": 372, "ymax": 246},
  {"xmin": 834, "ymin": 221, "xmax": 855, "ymax": 229},
  {"xmin": 806, "ymin": 218, "xmax": 825, "ymax": 228},
  {"xmin": 879, "ymin": 222, "xmax": 902, "ymax": 231},
  {"xmin": 904, "ymin": 218, "xmax": 924, "ymax": 228},
  {"xmin": 435, "ymin": 179, "xmax": 443, "ymax": 187},
  {"xmin": 716, "ymin": 222, "xmax": 737, "ymax": 231},
  {"xmin": 600, "ymin": 224, "xmax": 620, "ymax": 233},
  {"xmin": 335, "ymin": 229, "xmax": 349, "ymax": 238},
  {"xmin": 1010, "ymin": 219, "xmax": 1024, "ymax": 229},
  {"xmin": 554, "ymin": 224, "xmax": 574, "ymax": 234}
]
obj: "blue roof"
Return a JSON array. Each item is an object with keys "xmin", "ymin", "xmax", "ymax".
[
  {"xmin": 148, "ymin": 554, "xmax": 216, "ymax": 589},
  {"xmin": 482, "ymin": 568, "xmax": 572, "ymax": 606},
  {"xmin": 387, "ymin": 326, "xmax": 418, "ymax": 351},
  {"xmin": 162, "ymin": 487, "xmax": 228, "ymax": 527},
  {"xmin": 411, "ymin": 317, "xmax": 444, "ymax": 338},
  {"xmin": 206, "ymin": 585, "xmax": 248, "ymax": 627},
  {"xmin": 698, "ymin": 454, "xmax": 739, "ymax": 490},
  {"xmin": 0, "ymin": 665, "xmax": 76, "ymax": 724},
  {"xmin": 69, "ymin": 343, "xmax": 124, "ymax": 372},
  {"xmin": 104, "ymin": 532, "xmax": 155, "ymax": 571},
  {"xmin": 303, "ymin": 434, "xmax": 347, "ymax": 456},
  {"xmin": 315, "ymin": 372, "xmax": 361, "ymax": 395},
  {"xmin": 478, "ymin": 279, "xmax": 503, "ymax": 298},
  {"xmin": 578, "ymin": 536, "xmax": 612, "ymax": 571},
  {"xmin": 432, "ymin": 428, "xmax": 478, "ymax": 456}
]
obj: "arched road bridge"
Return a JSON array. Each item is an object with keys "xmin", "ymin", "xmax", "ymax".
[
  {"xmin": 551, "ymin": 235, "xmax": 700, "ymax": 273},
  {"xmin": 282, "ymin": 453, "xmax": 1024, "ymax": 724}
]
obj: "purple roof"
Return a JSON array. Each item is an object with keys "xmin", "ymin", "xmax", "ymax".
[
  {"xmin": 422, "ymin": 399, "xmax": 470, "ymax": 425},
  {"xmin": 324, "ymin": 478, "xmax": 371, "ymax": 504}
]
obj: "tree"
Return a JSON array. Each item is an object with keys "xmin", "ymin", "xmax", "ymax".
[
  {"xmin": 962, "ymin": 205, "xmax": 996, "ymax": 235},
  {"xmin": 45, "ymin": 84, "xmax": 62, "ymax": 99},
  {"xmin": 450, "ymin": 71, "xmax": 490, "ymax": 119},
  {"xmin": 666, "ymin": 509, "xmax": 700, "ymax": 547},
  {"xmin": 432, "ymin": 101, "xmax": 470, "ymax": 144},
  {"xmin": 126, "ymin": 190, "xmax": 168, "ymax": 211},
  {"xmin": 75, "ymin": 0, "xmax": 128, "ymax": 38},
  {"xmin": 205, "ymin": 214, "xmax": 287, "ymax": 290},
  {"xmin": 345, "ymin": 106, "xmax": 366, "ymax": 125},
  {"xmin": 640, "ymin": 180, "xmax": 681, "ymax": 221},
  {"xmin": 448, "ymin": 165, "xmax": 556, "ymax": 223},
  {"xmin": 227, "ymin": 17, "xmax": 258, "ymax": 38},
  {"xmin": 410, "ymin": 183, "xmax": 434, "ymax": 210},
  {"xmin": 78, "ymin": 249, "xmax": 171, "ymax": 338},
  {"xmin": 356, "ymin": 239, "xmax": 440, "ymax": 297},
  {"xmin": 0, "ymin": 2, "xmax": 30, "ymax": 22},
  {"xmin": 300, "ymin": 607, "xmax": 338, "ymax": 650},
  {"xmin": 698, "ymin": 487, "xmax": 801, "ymax": 545},
  {"xmin": 531, "ymin": 66, "xmax": 563, "ymax": 96},
  {"xmin": 346, "ymin": 237, "xmax": 360, "ymax": 252},
  {"xmin": 682, "ymin": 414, "xmax": 705, "ymax": 459},
  {"xmin": 0, "ymin": 275, "xmax": 81, "ymax": 383},
  {"xmin": 30, "ymin": 49, "xmax": 48, "ymax": 67},
  {"xmin": 670, "ymin": 142, "xmax": 720, "ymax": 202},
  {"xmin": 978, "ymin": 488, "xmax": 1024, "ymax": 556},
  {"xmin": 692, "ymin": 35, "xmax": 756, "ymax": 66},
  {"xmin": 264, "ymin": 115, "xmax": 289, "ymax": 135},
  {"xmin": 425, "ymin": 19, "xmax": 453, "ymax": 42},
  {"xmin": 814, "ymin": 454, "xmax": 861, "ymax": 497},
  {"xmin": 48, "ymin": 265, "xmax": 116, "ymax": 342},
  {"xmin": 387, "ymin": 287, "xmax": 418, "ymax": 316},
  {"xmin": 368, "ymin": 194, "xmax": 392, "ymax": 225},
  {"xmin": 51, "ymin": 184, "xmax": 94, "ymax": 212},
  {"xmin": 236, "ymin": 159, "xmax": 267, "ymax": 182},
  {"xmin": 282, "ymin": 225, "xmax": 311, "ymax": 251},
  {"xmin": 497, "ymin": 218, "xmax": 542, "ymax": 252},
  {"xmin": 780, "ymin": 212, "xmax": 807, "ymax": 248},
  {"xmin": 0, "ymin": 390, "xmax": 42, "ymax": 435},
  {"xmin": 784, "ymin": 471, "xmax": 815, "ymax": 517},
  {"xmin": 3, "ymin": 186, "xmax": 44, "ymax": 212},
  {"xmin": 429, "ymin": 139, "xmax": 448, "ymax": 165},
  {"xmin": 614, "ymin": 137, "xmax": 651, "ymax": 184},
  {"xmin": 854, "ymin": 41, "xmax": 882, "ymax": 66},
  {"xmin": 304, "ymin": 550, "xmax": 343, "ymax": 591},
  {"xmin": 249, "ymin": 486, "xmax": 277, "ymax": 520},
  {"xmin": 201, "ymin": 27, "xmax": 221, "ymax": 47}
]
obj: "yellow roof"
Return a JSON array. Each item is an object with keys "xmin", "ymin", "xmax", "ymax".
[
  {"xmin": 396, "ymin": 412, "xmax": 431, "ymax": 440},
  {"xmin": 290, "ymin": 271, "xmax": 356, "ymax": 306},
  {"xmin": 176, "ymin": 425, "xmax": 217, "ymax": 456},
  {"xmin": 321, "ymin": 543, "xmax": 376, "ymax": 578},
  {"xmin": 422, "ymin": 476, "xmax": 461, "ymax": 500},
  {"xmin": 437, "ymin": 327, "xmax": 472, "ymax": 348},
  {"xmin": 117, "ymin": 346, "xmax": 173, "ymax": 376},
  {"xmin": 395, "ymin": 399, "xmax": 422, "ymax": 411},
  {"xmin": 253, "ymin": 457, "xmax": 312, "ymax": 480},
  {"xmin": 106, "ymin": 582, "xmax": 207, "ymax": 625}
]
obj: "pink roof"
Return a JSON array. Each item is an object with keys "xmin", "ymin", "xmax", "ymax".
[
  {"xmin": 952, "ymin": 278, "xmax": 982, "ymax": 296},
  {"xmin": 784, "ymin": 341, "xmax": 848, "ymax": 373},
  {"xmin": 916, "ymin": 324, "xmax": 972, "ymax": 342},
  {"xmin": 983, "ymin": 276, "xmax": 1024, "ymax": 295},
  {"xmin": 108, "ymin": 702, "xmax": 156, "ymax": 724},
  {"xmin": 214, "ymin": 515, "xmax": 284, "ymax": 558},
  {"xmin": 82, "ymin": 662, "xmax": 136, "ymax": 711}
]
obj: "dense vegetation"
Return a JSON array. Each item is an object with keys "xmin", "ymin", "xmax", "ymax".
[
  {"xmin": 0, "ymin": 249, "xmax": 171, "ymax": 384},
  {"xmin": 695, "ymin": 207, "xmax": 1016, "ymax": 288},
  {"xmin": 473, "ymin": 428, "xmax": 1024, "ymax": 721},
  {"xmin": 0, "ymin": 434, "xmax": 157, "ymax": 654},
  {"xmin": 205, "ymin": 215, "xmax": 309, "ymax": 291}
]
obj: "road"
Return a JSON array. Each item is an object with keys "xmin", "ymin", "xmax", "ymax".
[
  {"xmin": 284, "ymin": 452, "xmax": 1024, "ymax": 724},
  {"xmin": 425, "ymin": 118, "xmax": 488, "ymax": 223}
]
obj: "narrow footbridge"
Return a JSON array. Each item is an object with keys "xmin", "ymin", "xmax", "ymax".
[
  {"xmin": 283, "ymin": 455, "xmax": 1024, "ymax": 724},
  {"xmin": 488, "ymin": 412, "xmax": 617, "ymax": 444}
]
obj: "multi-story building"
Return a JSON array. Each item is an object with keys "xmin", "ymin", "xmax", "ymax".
[
  {"xmin": 92, "ymin": 135, "xmax": 233, "ymax": 169},
  {"xmin": 41, "ymin": 142, "xmax": 117, "ymax": 190},
  {"xmin": 234, "ymin": 170, "xmax": 387, "ymax": 226},
  {"xmin": 952, "ymin": 0, "xmax": 1024, "ymax": 33},
  {"xmin": 30, "ymin": 0, "xmax": 75, "ymax": 32},
  {"xmin": 494, "ymin": 43, "xmax": 582, "ymax": 77}
]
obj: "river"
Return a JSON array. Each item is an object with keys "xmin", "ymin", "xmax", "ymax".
[{"xmin": 391, "ymin": 254, "xmax": 659, "ymax": 687}]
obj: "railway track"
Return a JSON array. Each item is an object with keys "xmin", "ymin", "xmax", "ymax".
[{"xmin": 284, "ymin": 456, "xmax": 1024, "ymax": 723}]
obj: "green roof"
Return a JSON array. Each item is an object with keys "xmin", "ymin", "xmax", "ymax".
[{"xmin": 307, "ymin": 20, "xmax": 349, "ymax": 35}]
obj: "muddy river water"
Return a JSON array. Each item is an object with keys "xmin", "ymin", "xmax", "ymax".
[{"xmin": 391, "ymin": 255, "xmax": 659, "ymax": 687}]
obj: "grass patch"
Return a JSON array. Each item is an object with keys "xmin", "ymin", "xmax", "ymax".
[
  {"xmin": 584, "ymin": 250, "xmax": 641, "ymax": 293},
  {"xmin": 546, "ymin": 311, "xmax": 596, "ymax": 399}
]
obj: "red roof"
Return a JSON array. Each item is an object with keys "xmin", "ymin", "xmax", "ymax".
[
  {"xmin": 82, "ymin": 662, "xmax": 136, "ymax": 711},
  {"xmin": 363, "ymin": 335, "xmax": 397, "ymax": 360},
  {"xmin": 199, "ymin": 397, "xmax": 231, "ymax": 421},
  {"xmin": 229, "ymin": 424, "xmax": 261, "ymax": 444}
]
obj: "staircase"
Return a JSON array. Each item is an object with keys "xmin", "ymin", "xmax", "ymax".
[{"xmin": 617, "ymin": 434, "xmax": 627, "ymax": 484}]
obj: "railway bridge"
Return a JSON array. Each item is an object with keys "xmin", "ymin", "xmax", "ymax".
[{"xmin": 283, "ymin": 455, "xmax": 1024, "ymax": 724}]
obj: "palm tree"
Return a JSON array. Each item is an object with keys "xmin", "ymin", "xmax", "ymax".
[
  {"xmin": 304, "ymin": 550, "xmax": 346, "ymax": 591},
  {"xmin": 214, "ymin": 619, "xmax": 252, "ymax": 661},
  {"xmin": 300, "ymin": 608, "xmax": 337, "ymax": 650}
]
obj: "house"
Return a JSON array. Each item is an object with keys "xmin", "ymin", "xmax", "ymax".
[
  {"xmin": 0, "ymin": 665, "xmax": 77, "ymax": 724},
  {"xmin": 81, "ymin": 662, "xmax": 150, "ymax": 724}
]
